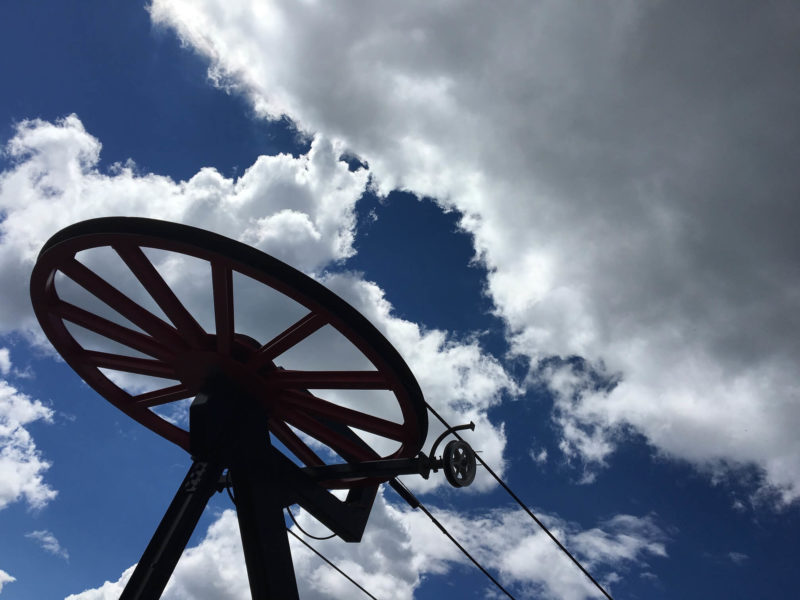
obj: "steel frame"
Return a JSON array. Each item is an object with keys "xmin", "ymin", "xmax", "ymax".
[
  {"xmin": 29, "ymin": 217, "xmax": 437, "ymax": 599},
  {"xmin": 30, "ymin": 217, "xmax": 429, "ymax": 488}
]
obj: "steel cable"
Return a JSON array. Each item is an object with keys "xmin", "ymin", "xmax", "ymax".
[
  {"xmin": 389, "ymin": 479, "xmax": 517, "ymax": 600},
  {"xmin": 286, "ymin": 505, "xmax": 336, "ymax": 540},
  {"xmin": 424, "ymin": 403, "xmax": 614, "ymax": 600},
  {"xmin": 286, "ymin": 527, "xmax": 379, "ymax": 600}
]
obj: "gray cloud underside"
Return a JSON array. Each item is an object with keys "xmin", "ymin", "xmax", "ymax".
[
  {"xmin": 0, "ymin": 114, "xmax": 514, "ymax": 494},
  {"xmin": 149, "ymin": 0, "xmax": 800, "ymax": 502},
  {"xmin": 5, "ymin": 0, "xmax": 796, "ymax": 595},
  {"xmin": 0, "ymin": 111, "xmax": 654, "ymax": 598}
]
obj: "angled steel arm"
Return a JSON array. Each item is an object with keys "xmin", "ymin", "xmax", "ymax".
[{"xmin": 119, "ymin": 459, "xmax": 224, "ymax": 600}]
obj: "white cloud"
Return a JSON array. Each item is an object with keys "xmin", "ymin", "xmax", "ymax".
[
  {"xmin": 64, "ymin": 566, "xmax": 134, "ymax": 600},
  {"xmin": 1, "ymin": 114, "xmax": 518, "ymax": 500},
  {"xmin": 531, "ymin": 447, "xmax": 548, "ymax": 466},
  {"xmin": 727, "ymin": 551, "xmax": 748, "ymax": 565},
  {"xmin": 399, "ymin": 505, "xmax": 666, "ymax": 600},
  {"xmin": 149, "ymin": 0, "xmax": 800, "ymax": 502},
  {"xmin": 26, "ymin": 529, "xmax": 69, "ymax": 560},
  {"xmin": 0, "ymin": 569, "xmax": 15, "ymax": 594},
  {"xmin": 0, "ymin": 378, "xmax": 56, "ymax": 510},
  {"xmin": 0, "ymin": 114, "xmax": 367, "ymax": 341},
  {"xmin": 67, "ymin": 491, "xmax": 665, "ymax": 600},
  {"xmin": 0, "ymin": 349, "xmax": 10, "ymax": 376},
  {"xmin": 320, "ymin": 273, "xmax": 517, "ymax": 492}
]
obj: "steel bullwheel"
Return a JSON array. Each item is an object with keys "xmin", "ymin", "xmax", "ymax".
[{"xmin": 30, "ymin": 217, "xmax": 428, "ymax": 487}]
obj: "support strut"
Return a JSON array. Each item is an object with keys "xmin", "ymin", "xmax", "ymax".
[
  {"xmin": 229, "ymin": 407, "xmax": 299, "ymax": 599},
  {"xmin": 121, "ymin": 376, "xmax": 301, "ymax": 600},
  {"xmin": 120, "ymin": 459, "xmax": 224, "ymax": 600}
]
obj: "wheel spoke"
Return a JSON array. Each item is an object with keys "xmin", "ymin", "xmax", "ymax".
[
  {"xmin": 248, "ymin": 312, "xmax": 325, "ymax": 369},
  {"xmin": 277, "ymin": 390, "xmax": 405, "ymax": 441},
  {"xmin": 133, "ymin": 384, "xmax": 193, "ymax": 407},
  {"xmin": 269, "ymin": 370, "xmax": 387, "ymax": 389},
  {"xmin": 54, "ymin": 300, "xmax": 173, "ymax": 361},
  {"xmin": 211, "ymin": 260, "xmax": 234, "ymax": 355},
  {"xmin": 86, "ymin": 351, "xmax": 176, "ymax": 378},
  {"xmin": 113, "ymin": 244, "xmax": 207, "ymax": 346},
  {"xmin": 280, "ymin": 411, "xmax": 379, "ymax": 462},
  {"xmin": 60, "ymin": 258, "xmax": 186, "ymax": 349},
  {"xmin": 269, "ymin": 419, "xmax": 325, "ymax": 467}
]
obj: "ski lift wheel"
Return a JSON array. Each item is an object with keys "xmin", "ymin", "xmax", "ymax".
[
  {"xmin": 443, "ymin": 439, "xmax": 476, "ymax": 488},
  {"xmin": 29, "ymin": 217, "xmax": 429, "ymax": 488}
]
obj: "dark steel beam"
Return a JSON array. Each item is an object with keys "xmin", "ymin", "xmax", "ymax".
[
  {"xmin": 120, "ymin": 460, "xmax": 224, "ymax": 600},
  {"xmin": 300, "ymin": 455, "xmax": 434, "ymax": 482},
  {"xmin": 194, "ymin": 375, "xmax": 301, "ymax": 599},
  {"xmin": 231, "ymin": 434, "xmax": 299, "ymax": 599}
]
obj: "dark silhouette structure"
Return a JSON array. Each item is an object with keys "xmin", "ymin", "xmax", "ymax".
[{"xmin": 30, "ymin": 217, "xmax": 476, "ymax": 599}]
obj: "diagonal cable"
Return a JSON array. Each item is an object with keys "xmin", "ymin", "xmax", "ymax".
[
  {"xmin": 228, "ymin": 484, "xmax": 372, "ymax": 597},
  {"xmin": 389, "ymin": 479, "xmax": 517, "ymax": 600},
  {"xmin": 425, "ymin": 403, "xmax": 614, "ymax": 600},
  {"xmin": 287, "ymin": 527, "xmax": 379, "ymax": 600}
]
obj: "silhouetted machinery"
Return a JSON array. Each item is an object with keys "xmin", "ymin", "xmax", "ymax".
[{"xmin": 30, "ymin": 218, "xmax": 477, "ymax": 599}]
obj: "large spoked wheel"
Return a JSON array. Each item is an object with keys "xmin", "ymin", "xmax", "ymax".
[{"xmin": 30, "ymin": 217, "xmax": 428, "ymax": 488}]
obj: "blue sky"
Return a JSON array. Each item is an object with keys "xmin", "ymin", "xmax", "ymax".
[{"xmin": 1, "ymin": 2, "xmax": 799, "ymax": 599}]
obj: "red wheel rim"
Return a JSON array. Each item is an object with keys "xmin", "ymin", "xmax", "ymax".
[{"xmin": 30, "ymin": 217, "xmax": 428, "ymax": 487}]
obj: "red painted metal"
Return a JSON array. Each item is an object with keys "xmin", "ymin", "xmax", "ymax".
[
  {"xmin": 30, "ymin": 217, "xmax": 428, "ymax": 488},
  {"xmin": 113, "ymin": 243, "xmax": 207, "ymax": 346},
  {"xmin": 279, "ymin": 410, "xmax": 380, "ymax": 463},
  {"xmin": 269, "ymin": 370, "xmax": 387, "ymax": 389},
  {"xmin": 211, "ymin": 261, "xmax": 234, "ymax": 356},
  {"xmin": 86, "ymin": 351, "xmax": 176, "ymax": 378},
  {"xmin": 277, "ymin": 390, "xmax": 405, "ymax": 441},
  {"xmin": 269, "ymin": 419, "xmax": 326, "ymax": 467},
  {"xmin": 59, "ymin": 257, "xmax": 187, "ymax": 349},
  {"xmin": 248, "ymin": 312, "xmax": 325, "ymax": 368},
  {"xmin": 54, "ymin": 300, "xmax": 173, "ymax": 361},
  {"xmin": 133, "ymin": 384, "xmax": 193, "ymax": 408}
]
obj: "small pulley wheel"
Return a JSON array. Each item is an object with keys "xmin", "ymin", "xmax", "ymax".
[{"xmin": 442, "ymin": 440, "xmax": 476, "ymax": 488}]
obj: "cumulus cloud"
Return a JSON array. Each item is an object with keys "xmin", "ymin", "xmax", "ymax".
[
  {"xmin": 64, "ymin": 566, "xmax": 134, "ymax": 600},
  {"xmin": 727, "ymin": 551, "xmax": 748, "ymax": 565},
  {"xmin": 0, "ymin": 375, "xmax": 56, "ymax": 511},
  {"xmin": 67, "ymin": 491, "xmax": 665, "ymax": 600},
  {"xmin": 530, "ymin": 447, "xmax": 548, "ymax": 466},
  {"xmin": 0, "ymin": 349, "xmax": 10, "ymax": 376},
  {"xmin": 0, "ymin": 115, "xmax": 516, "ymax": 493},
  {"xmin": 408, "ymin": 509, "xmax": 666, "ymax": 600},
  {"xmin": 26, "ymin": 529, "xmax": 69, "ymax": 560},
  {"xmin": 149, "ymin": 0, "xmax": 800, "ymax": 501},
  {"xmin": 0, "ymin": 569, "xmax": 15, "ymax": 594},
  {"xmin": 0, "ymin": 114, "xmax": 367, "ymax": 340},
  {"xmin": 320, "ymin": 273, "xmax": 517, "ymax": 491}
]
